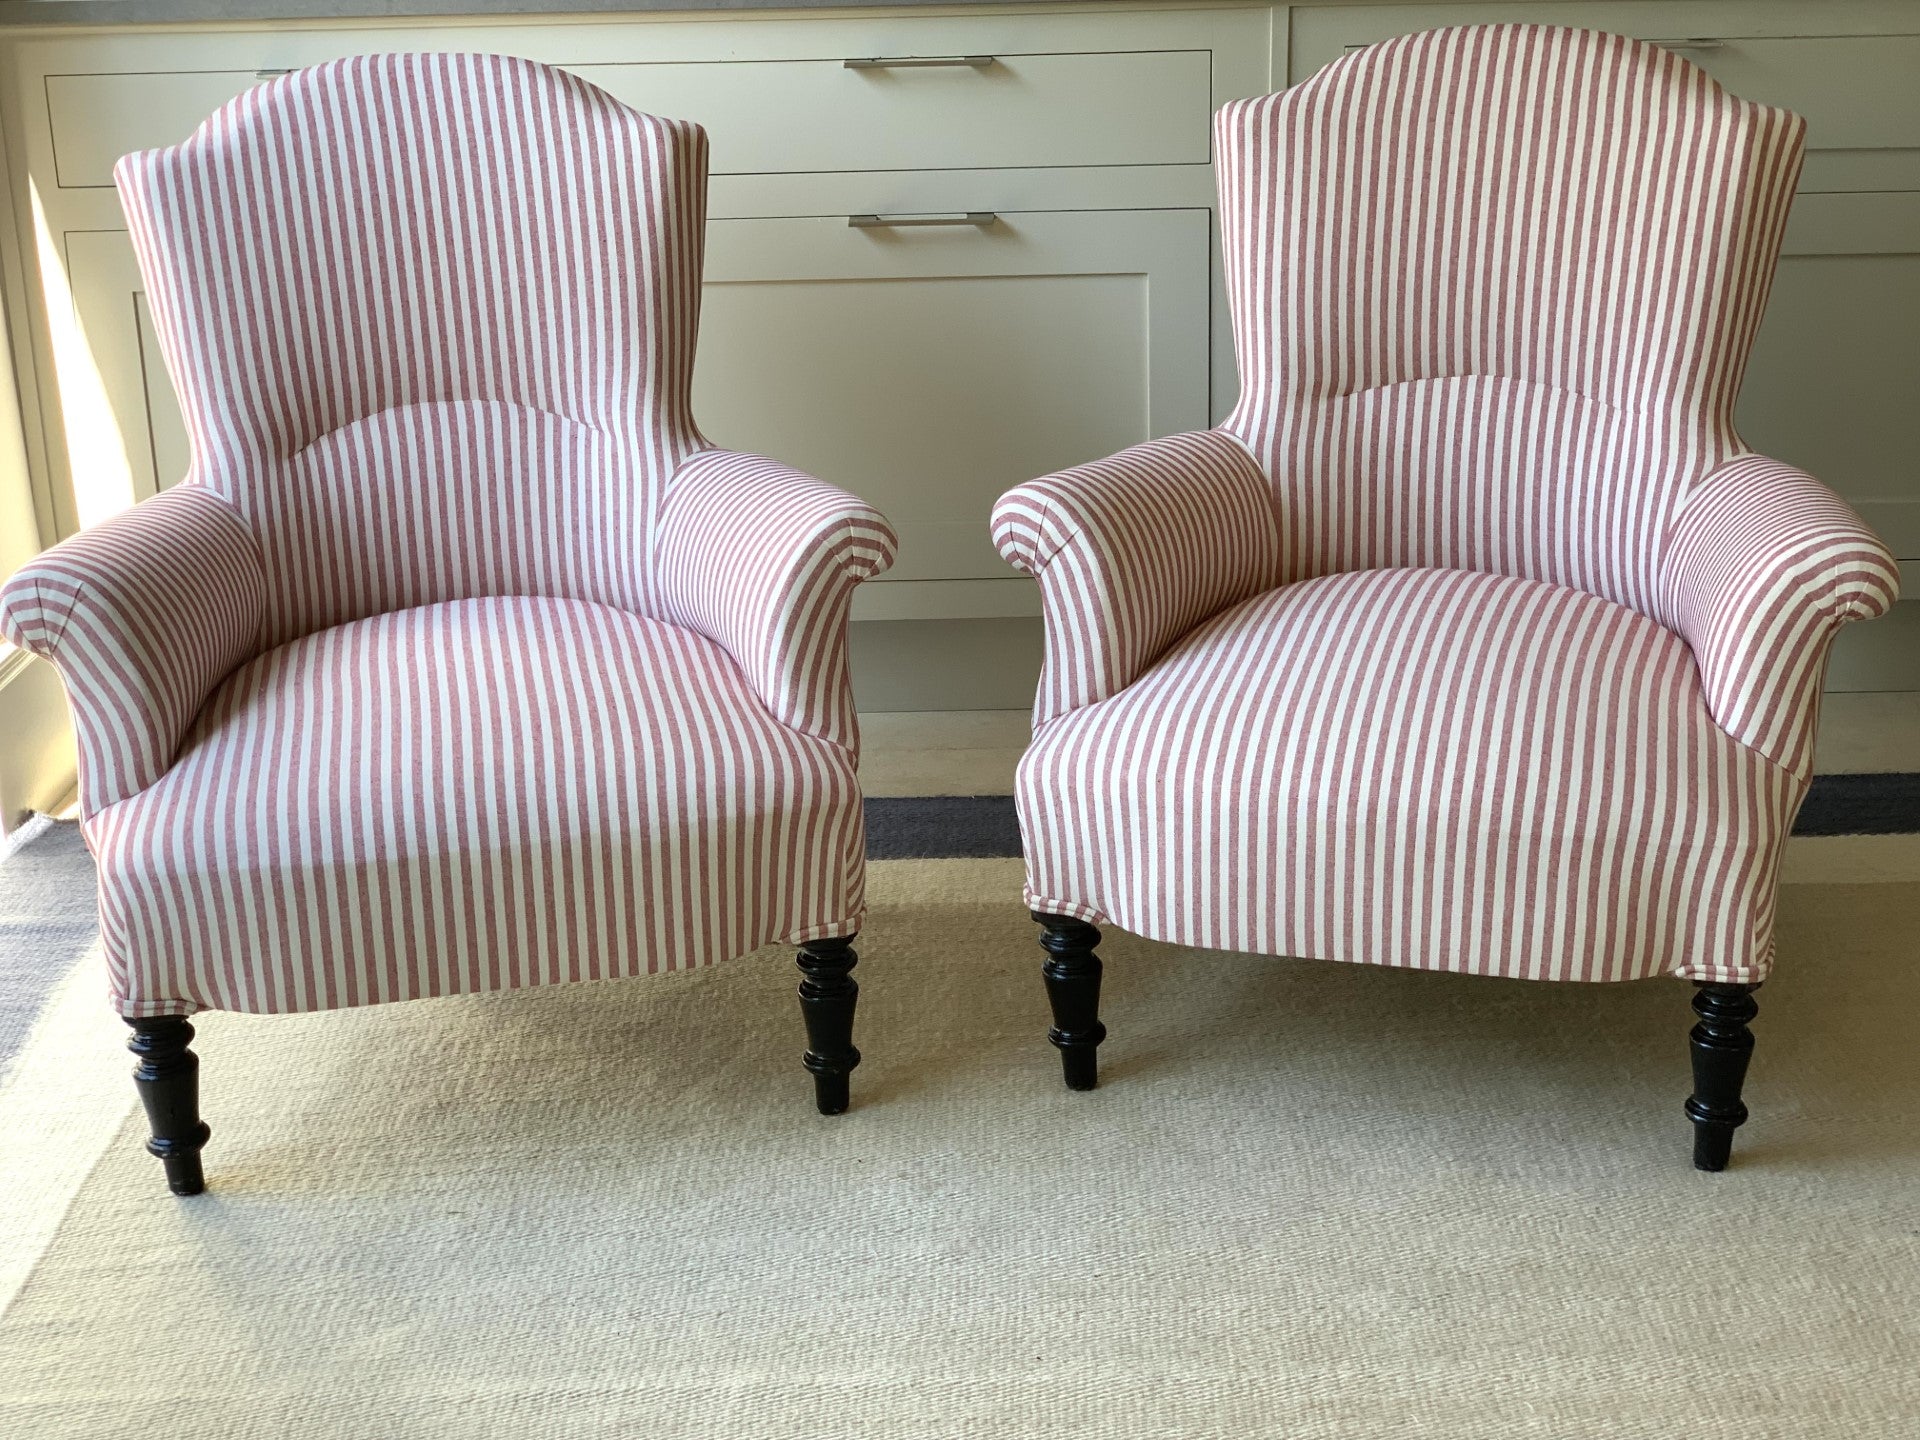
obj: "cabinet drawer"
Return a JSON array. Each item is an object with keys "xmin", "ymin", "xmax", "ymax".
[
  {"xmin": 45, "ymin": 48, "xmax": 1212, "ymax": 188},
  {"xmin": 1674, "ymin": 36, "xmax": 1920, "ymax": 154},
  {"xmin": 55, "ymin": 209, "xmax": 1214, "ymax": 617},
  {"xmin": 696, "ymin": 208, "xmax": 1214, "ymax": 620},
  {"xmin": 1288, "ymin": 8, "xmax": 1920, "ymax": 199},
  {"xmin": 580, "ymin": 51, "xmax": 1213, "ymax": 175},
  {"xmin": 1290, "ymin": 14, "xmax": 1920, "ymax": 148}
]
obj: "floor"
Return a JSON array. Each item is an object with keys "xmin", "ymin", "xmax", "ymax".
[
  {"xmin": 1, "ymin": 700, "xmax": 1916, "ymax": 1437},
  {"xmin": 4, "ymin": 694, "xmax": 1915, "ymax": 1080},
  {"xmin": 4, "ymin": 861, "xmax": 1918, "ymax": 1438},
  {"xmin": 0, "ymin": 817, "xmax": 97, "ymax": 1084}
]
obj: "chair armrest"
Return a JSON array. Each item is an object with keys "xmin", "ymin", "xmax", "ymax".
[
  {"xmin": 0, "ymin": 485, "xmax": 265, "ymax": 815},
  {"xmin": 991, "ymin": 430, "xmax": 1283, "ymax": 725},
  {"xmin": 1662, "ymin": 455, "xmax": 1899, "ymax": 776},
  {"xmin": 654, "ymin": 449, "xmax": 896, "ymax": 752}
]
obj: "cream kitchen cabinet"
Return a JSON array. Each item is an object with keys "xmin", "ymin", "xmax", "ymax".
[
  {"xmin": 56, "ymin": 229, "xmax": 187, "ymax": 507},
  {"xmin": 52, "ymin": 205, "xmax": 1214, "ymax": 627},
  {"xmin": 1290, "ymin": 0, "xmax": 1920, "ymax": 687},
  {"xmin": 2, "ymin": 0, "xmax": 1914, "ymax": 704},
  {"xmin": 46, "ymin": 48, "xmax": 1219, "ymax": 184},
  {"xmin": 0, "ymin": 5, "xmax": 1269, "ymax": 708},
  {"xmin": 700, "ymin": 208, "xmax": 1213, "ymax": 623}
]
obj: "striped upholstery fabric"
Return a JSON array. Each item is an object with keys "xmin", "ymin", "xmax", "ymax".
[
  {"xmin": 1215, "ymin": 25, "xmax": 1810, "ymax": 616},
  {"xmin": 0, "ymin": 53, "xmax": 895, "ymax": 1018},
  {"xmin": 114, "ymin": 53, "xmax": 709, "ymax": 645},
  {"xmin": 989, "ymin": 431, "xmax": 1283, "ymax": 727},
  {"xmin": 997, "ymin": 26, "xmax": 1897, "ymax": 986},
  {"xmin": 0, "ymin": 486, "xmax": 263, "ymax": 816},
  {"xmin": 658, "ymin": 450, "xmax": 897, "ymax": 755},
  {"xmin": 88, "ymin": 597, "xmax": 866, "ymax": 1018},
  {"xmin": 1664, "ymin": 456, "xmax": 1901, "ymax": 777},
  {"xmin": 1019, "ymin": 569, "xmax": 1800, "ymax": 985}
]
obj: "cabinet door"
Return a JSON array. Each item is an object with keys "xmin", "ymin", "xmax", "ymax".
[
  {"xmin": 697, "ymin": 208, "xmax": 1214, "ymax": 621},
  {"xmin": 50, "ymin": 208, "xmax": 1212, "ymax": 626},
  {"xmin": 54, "ymin": 230, "xmax": 189, "ymax": 515},
  {"xmin": 1740, "ymin": 195, "xmax": 1920, "ymax": 690}
]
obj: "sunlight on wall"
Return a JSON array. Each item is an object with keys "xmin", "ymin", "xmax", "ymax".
[
  {"xmin": 30, "ymin": 180, "xmax": 134, "ymax": 530},
  {"xmin": 0, "ymin": 286, "xmax": 41, "ymax": 584}
]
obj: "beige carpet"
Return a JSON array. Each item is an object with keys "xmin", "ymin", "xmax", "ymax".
[{"xmin": 2, "ymin": 860, "xmax": 1917, "ymax": 1438}]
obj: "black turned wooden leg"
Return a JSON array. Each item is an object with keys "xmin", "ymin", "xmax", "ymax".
[
  {"xmin": 125, "ymin": 1017, "xmax": 210, "ymax": 1195},
  {"xmin": 1686, "ymin": 983, "xmax": 1759, "ymax": 1172},
  {"xmin": 1035, "ymin": 912, "xmax": 1105, "ymax": 1091},
  {"xmin": 797, "ymin": 936, "xmax": 861, "ymax": 1115}
]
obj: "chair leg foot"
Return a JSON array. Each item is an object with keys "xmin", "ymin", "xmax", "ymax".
[
  {"xmin": 1686, "ymin": 983, "xmax": 1759, "ymax": 1171},
  {"xmin": 126, "ymin": 1016, "xmax": 210, "ymax": 1195},
  {"xmin": 1035, "ymin": 912, "xmax": 1105, "ymax": 1090},
  {"xmin": 797, "ymin": 935, "xmax": 860, "ymax": 1115}
]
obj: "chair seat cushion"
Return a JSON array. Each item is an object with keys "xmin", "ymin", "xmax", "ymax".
[
  {"xmin": 89, "ymin": 597, "xmax": 865, "ymax": 1017},
  {"xmin": 1018, "ymin": 568, "xmax": 1800, "ymax": 984}
]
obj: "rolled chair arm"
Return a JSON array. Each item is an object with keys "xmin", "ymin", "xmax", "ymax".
[
  {"xmin": 991, "ymin": 429, "xmax": 1283, "ymax": 726},
  {"xmin": 1662, "ymin": 454, "xmax": 1899, "ymax": 777},
  {"xmin": 0, "ymin": 485, "xmax": 266, "ymax": 815},
  {"xmin": 654, "ymin": 448, "xmax": 897, "ymax": 753}
]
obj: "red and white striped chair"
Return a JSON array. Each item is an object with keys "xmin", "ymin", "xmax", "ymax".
[
  {"xmin": 992, "ymin": 26, "xmax": 1898, "ymax": 1169},
  {"xmin": 0, "ymin": 54, "xmax": 896, "ymax": 1194}
]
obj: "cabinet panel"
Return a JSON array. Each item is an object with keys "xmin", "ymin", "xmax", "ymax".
[
  {"xmin": 1738, "ymin": 250, "xmax": 1920, "ymax": 559},
  {"xmin": 51, "ymin": 210, "xmax": 1212, "ymax": 624},
  {"xmin": 1291, "ymin": 18, "xmax": 1918, "ymax": 135},
  {"xmin": 1670, "ymin": 36, "xmax": 1920, "ymax": 154},
  {"xmin": 47, "ymin": 70, "xmax": 255, "ymax": 187},
  {"xmin": 59, "ymin": 229, "xmax": 181, "ymax": 507},
  {"xmin": 46, "ymin": 47, "xmax": 1212, "ymax": 189},
  {"xmin": 1287, "ymin": 3, "xmax": 1920, "ymax": 194},
  {"xmin": 697, "ymin": 209, "xmax": 1213, "ymax": 620},
  {"xmin": 578, "ymin": 52, "xmax": 1213, "ymax": 176}
]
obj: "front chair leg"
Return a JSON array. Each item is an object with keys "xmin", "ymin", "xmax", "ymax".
[
  {"xmin": 125, "ymin": 1017, "xmax": 211, "ymax": 1195},
  {"xmin": 796, "ymin": 935, "xmax": 861, "ymax": 1115},
  {"xmin": 1035, "ymin": 912, "xmax": 1106, "ymax": 1090},
  {"xmin": 1686, "ymin": 983, "xmax": 1759, "ymax": 1171}
]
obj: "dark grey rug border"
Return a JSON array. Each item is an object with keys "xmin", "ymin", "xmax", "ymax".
[{"xmin": 867, "ymin": 773, "xmax": 1920, "ymax": 860}]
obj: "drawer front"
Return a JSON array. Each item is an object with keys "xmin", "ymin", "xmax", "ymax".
[
  {"xmin": 51, "ymin": 209, "xmax": 1214, "ymax": 620},
  {"xmin": 46, "ymin": 69, "xmax": 259, "ymax": 187},
  {"xmin": 579, "ymin": 51, "xmax": 1213, "ymax": 175},
  {"xmin": 45, "ymin": 47, "xmax": 1212, "ymax": 188},
  {"xmin": 697, "ymin": 208, "xmax": 1214, "ymax": 621},
  {"xmin": 1288, "ymin": 8, "xmax": 1920, "ymax": 191},
  {"xmin": 1675, "ymin": 36, "xmax": 1920, "ymax": 154}
]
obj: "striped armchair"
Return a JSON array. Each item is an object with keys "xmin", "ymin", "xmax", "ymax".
[
  {"xmin": 992, "ymin": 26, "xmax": 1897, "ymax": 1169},
  {"xmin": 0, "ymin": 54, "xmax": 896, "ymax": 1194}
]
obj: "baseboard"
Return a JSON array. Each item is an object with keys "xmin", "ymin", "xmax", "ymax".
[
  {"xmin": 867, "ymin": 778, "xmax": 1920, "ymax": 858},
  {"xmin": 0, "ymin": 649, "xmax": 74, "ymax": 836}
]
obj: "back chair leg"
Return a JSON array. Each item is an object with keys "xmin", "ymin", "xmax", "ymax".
[
  {"xmin": 1035, "ymin": 912, "xmax": 1106, "ymax": 1090},
  {"xmin": 125, "ymin": 1016, "xmax": 211, "ymax": 1195},
  {"xmin": 797, "ymin": 935, "xmax": 861, "ymax": 1115},
  {"xmin": 1686, "ymin": 982, "xmax": 1759, "ymax": 1171}
]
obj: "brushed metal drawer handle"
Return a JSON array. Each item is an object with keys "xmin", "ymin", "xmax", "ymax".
[
  {"xmin": 849, "ymin": 212, "xmax": 998, "ymax": 229},
  {"xmin": 843, "ymin": 55, "xmax": 996, "ymax": 70},
  {"xmin": 255, "ymin": 68, "xmax": 293, "ymax": 77}
]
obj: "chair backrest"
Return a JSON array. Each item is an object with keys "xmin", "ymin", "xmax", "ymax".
[
  {"xmin": 1215, "ymin": 25, "xmax": 1805, "ymax": 616},
  {"xmin": 117, "ymin": 52, "xmax": 708, "ymax": 645}
]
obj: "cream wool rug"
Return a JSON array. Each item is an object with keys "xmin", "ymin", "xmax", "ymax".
[{"xmin": 2, "ymin": 859, "xmax": 1917, "ymax": 1438}]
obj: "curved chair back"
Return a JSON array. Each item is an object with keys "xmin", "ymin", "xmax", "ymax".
[
  {"xmin": 1216, "ymin": 25, "xmax": 1805, "ymax": 615},
  {"xmin": 116, "ymin": 53, "xmax": 709, "ymax": 643}
]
